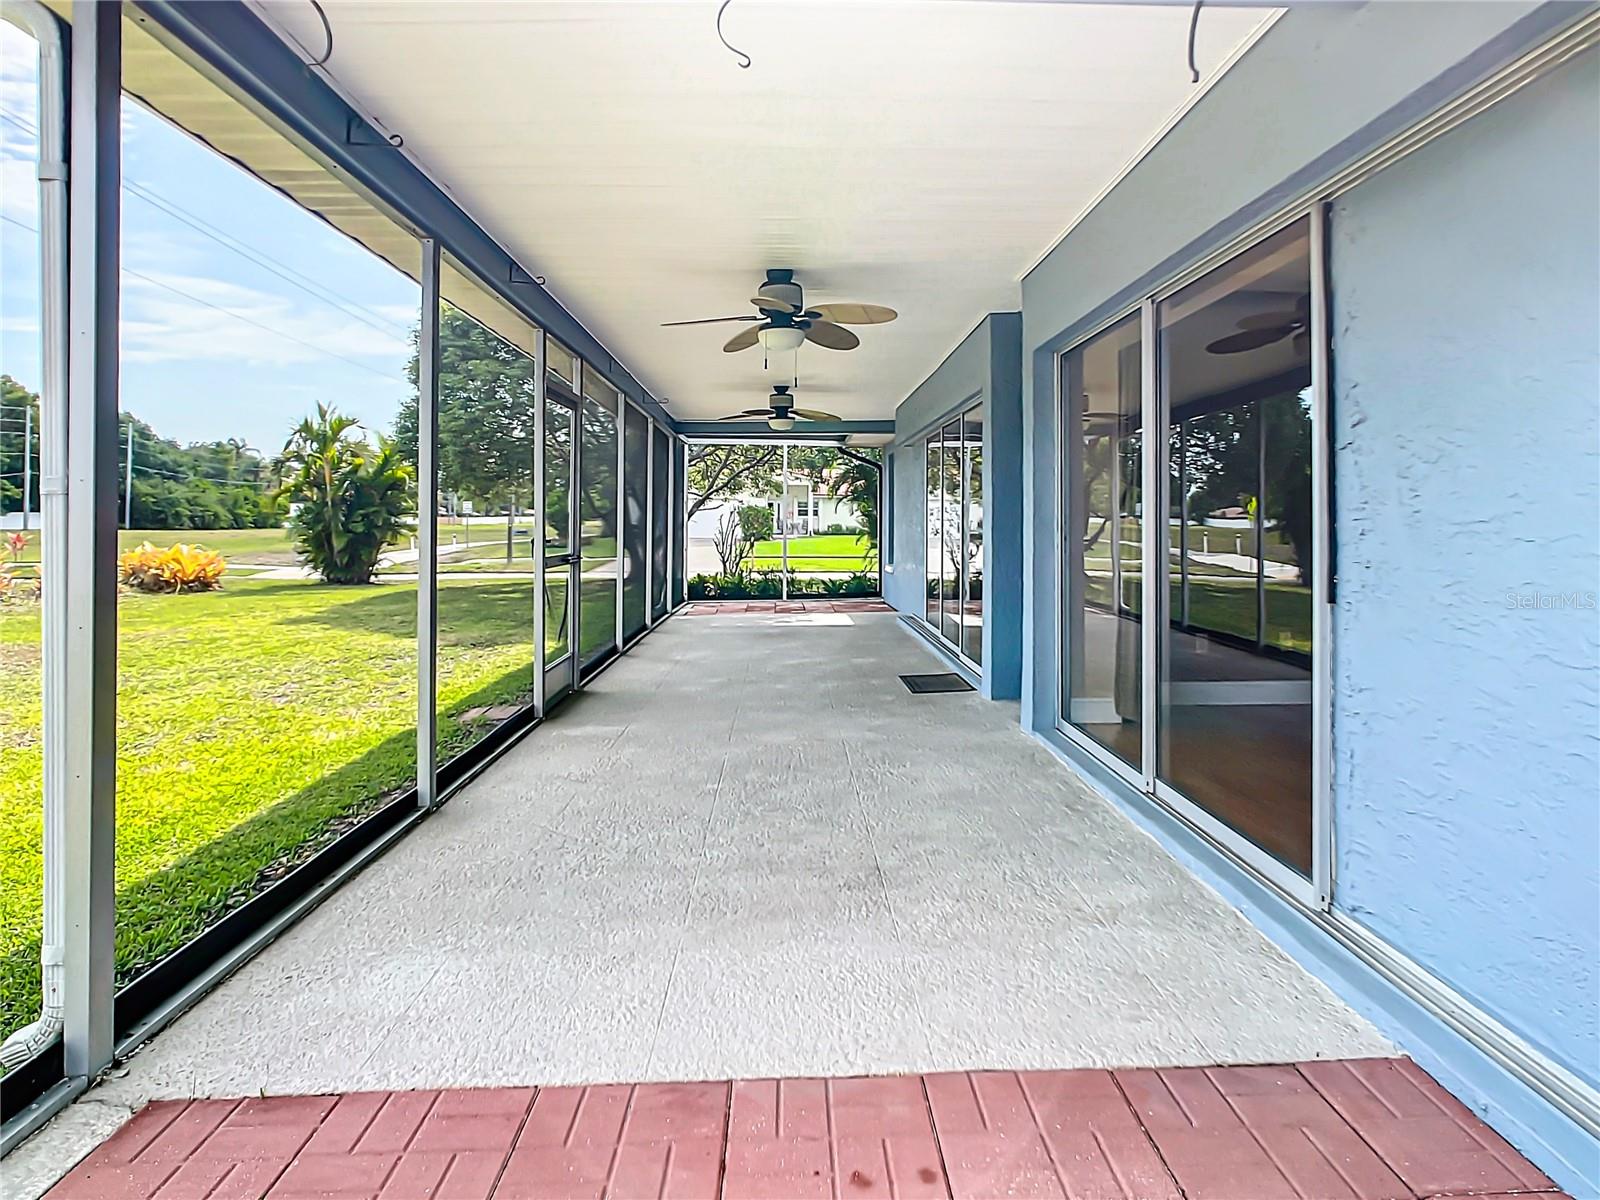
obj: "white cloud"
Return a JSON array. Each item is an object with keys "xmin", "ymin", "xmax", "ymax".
[{"xmin": 119, "ymin": 270, "xmax": 412, "ymax": 375}]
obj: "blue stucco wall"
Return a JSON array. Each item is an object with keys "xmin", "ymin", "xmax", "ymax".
[
  {"xmin": 1013, "ymin": 3, "xmax": 1599, "ymax": 1190},
  {"xmin": 1330, "ymin": 50, "xmax": 1600, "ymax": 1092},
  {"xmin": 886, "ymin": 314, "xmax": 1023, "ymax": 699}
]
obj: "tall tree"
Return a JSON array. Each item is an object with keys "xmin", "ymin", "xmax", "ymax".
[
  {"xmin": 395, "ymin": 306, "xmax": 537, "ymax": 516},
  {"xmin": 685, "ymin": 443, "xmax": 781, "ymax": 523},
  {"xmin": 0, "ymin": 375, "xmax": 40, "ymax": 516}
]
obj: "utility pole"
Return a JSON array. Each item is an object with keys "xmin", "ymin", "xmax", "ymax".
[
  {"xmin": 123, "ymin": 421, "xmax": 133, "ymax": 528},
  {"xmin": 22, "ymin": 405, "xmax": 32, "ymax": 532}
]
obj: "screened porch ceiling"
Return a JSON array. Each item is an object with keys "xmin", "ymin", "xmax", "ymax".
[{"xmin": 222, "ymin": 1, "xmax": 1282, "ymax": 423}]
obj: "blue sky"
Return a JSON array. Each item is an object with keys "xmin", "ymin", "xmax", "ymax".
[{"xmin": 0, "ymin": 20, "xmax": 419, "ymax": 456}]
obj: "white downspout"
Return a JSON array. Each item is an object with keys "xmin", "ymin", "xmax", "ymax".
[{"xmin": 1, "ymin": 0, "xmax": 70, "ymax": 1071}]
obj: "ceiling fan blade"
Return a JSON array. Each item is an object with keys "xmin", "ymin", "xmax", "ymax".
[
  {"xmin": 792, "ymin": 408, "xmax": 842, "ymax": 422},
  {"xmin": 807, "ymin": 302, "xmax": 897, "ymax": 326},
  {"xmin": 1235, "ymin": 312, "xmax": 1300, "ymax": 332},
  {"xmin": 751, "ymin": 296, "xmax": 799, "ymax": 315},
  {"xmin": 661, "ymin": 314, "xmax": 760, "ymax": 327},
  {"xmin": 1206, "ymin": 327, "xmax": 1287, "ymax": 355},
  {"xmin": 723, "ymin": 324, "xmax": 764, "ymax": 353},
  {"xmin": 717, "ymin": 410, "xmax": 774, "ymax": 421},
  {"xmin": 804, "ymin": 320, "xmax": 860, "ymax": 351}
]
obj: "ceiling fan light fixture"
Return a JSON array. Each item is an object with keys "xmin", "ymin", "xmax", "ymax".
[
  {"xmin": 758, "ymin": 325, "xmax": 806, "ymax": 353},
  {"xmin": 767, "ymin": 415, "xmax": 796, "ymax": 432}
]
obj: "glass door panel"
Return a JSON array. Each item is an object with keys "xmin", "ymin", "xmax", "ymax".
[
  {"xmin": 1156, "ymin": 217, "xmax": 1314, "ymax": 875},
  {"xmin": 925, "ymin": 436, "xmax": 941, "ymax": 626},
  {"xmin": 651, "ymin": 426, "xmax": 670, "ymax": 619},
  {"xmin": 543, "ymin": 376, "xmax": 576, "ymax": 697},
  {"xmin": 578, "ymin": 365, "xmax": 619, "ymax": 670},
  {"xmin": 939, "ymin": 419, "xmax": 963, "ymax": 646},
  {"xmin": 1061, "ymin": 313, "xmax": 1143, "ymax": 770},
  {"xmin": 961, "ymin": 406, "xmax": 984, "ymax": 665},
  {"xmin": 621, "ymin": 404, "xmax": 648, "ymax": 641}
]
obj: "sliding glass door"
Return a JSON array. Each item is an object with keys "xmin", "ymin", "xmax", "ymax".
[
  {"xmin": 922, "ymin": 401, "xmax": 984, "ymax": 668},
  {"xmin": 1059, "ymin": 214, "xmax": 1324, "ymax": 893}
]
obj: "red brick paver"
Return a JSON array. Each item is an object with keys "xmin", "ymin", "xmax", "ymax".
[
  {"xmin": 45, "ymin": 1060, "xmax": 1569, "ymax": 1199},
  {"xmin": 680, "ymin": 600, "xmax": 894, "ymax": 616}
]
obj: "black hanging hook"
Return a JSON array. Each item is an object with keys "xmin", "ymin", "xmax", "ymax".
[
  {"xmin": 717, "ymin": 0, "xmax": 751, "ymax": 70},
  {"xmin": 1187, "ymin": 0, "xmax": 1204, "ymax": 84}
]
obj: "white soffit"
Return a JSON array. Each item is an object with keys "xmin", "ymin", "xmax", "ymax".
[{"xmin": 256, "ymin": 1, "xmax": 1276, "ymax": 420}]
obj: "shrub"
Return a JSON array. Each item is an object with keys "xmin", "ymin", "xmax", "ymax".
[
  {"xmin": 118, "ymin": 541, "xmax": 226, "ymax": 593},
  {"xmin": 738, "ymin": 504, "xmax": 773, "ymax": 542},
  {"xmin": 713, "ymin": 509, "xmax": 754, "ymax": 575},
  {"xmin": 277, "ymin": 404, "xmax": 414, "ymax": 585},
  {"xmin": 841, "ymin": 573, "xmax": 876, "ymax": 596}
]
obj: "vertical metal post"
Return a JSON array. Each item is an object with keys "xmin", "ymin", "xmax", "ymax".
[
  {"xmin": 571, "ymin": 366, "xmax": 584, "ymax": 680},
  {"xmin": 780, "ymin": 443, "xmax": 789, "ymax": 600},
  {"xmin": 531, "ymin": 327, "xmax": 547, "ymax": 713},
  {"xmin": 1139, "ymin": 299, "xmax": 1159, "ymax": 792},
  {"xmin": 665, "ymin": 434, "xmax": 675, "ymax": 612},
  {"xmin": 614, "ymin": 394, "xmax": 624, "ymax": 648},
  {"xmin": 62, "ymin": 0, "xmax": 120, "ymax": 1081},
  {"xmin": 122, "ymin": 422, "xmax": 132, "ymax": 528},
  {"xmin": 415, "ymin": 239, "xmax": 439, "ymax": 810},
  {"xmin": 644, "ymin": 417, "xmax": 654, "ymax": 627}
]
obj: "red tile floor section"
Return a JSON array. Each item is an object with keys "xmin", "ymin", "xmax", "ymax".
[
  {"xmin": 679, "ymin": 600, "xmax": 895, "ymax": 616},
  {"xmin": 45, "ymin": 1058, "xmax": 1568, "ymax": 1200}
]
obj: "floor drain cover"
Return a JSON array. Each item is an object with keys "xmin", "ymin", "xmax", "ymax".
[{"xmin": 900, "ymin": 672, "xmax": 975, "ymax": 694}]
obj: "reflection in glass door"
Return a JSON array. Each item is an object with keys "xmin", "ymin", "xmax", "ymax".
[
  {"xmin": 1060, "ymin": 313, "xmax": 1143, "ymax": 770},
  {"xmin": 1156, "ymin": 217, "xmax": 1315, "ymax": 875}
]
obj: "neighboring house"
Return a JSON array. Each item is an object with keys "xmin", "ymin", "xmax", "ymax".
[{"xmin": 687, "ymin": 481, "xmax": 863, "ymax": 541}]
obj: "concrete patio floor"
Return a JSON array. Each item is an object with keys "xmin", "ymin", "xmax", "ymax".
[{"xmin": 7, "ymin": 610, "xmax": 1396, "ymax": 1195}]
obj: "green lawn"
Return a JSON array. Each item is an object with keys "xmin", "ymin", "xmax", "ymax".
[
  {"xmin": 0, "ymin": 574, "xmax": 556, "ymax": 1047},
  {"xmin": 2, "ymin": 523, "xmax": 489, "ymax": 572},
  {"xmin": 745, "ymin": 534, "xmax": 873, "ymax": 574}
]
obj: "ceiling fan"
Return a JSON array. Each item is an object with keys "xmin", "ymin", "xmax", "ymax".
[
  {"xmin": 1206, "ymin": 294, "xmax": 1310, "ymax": 355},
  {"xmin": 718, "ymin": 385, "xmax": 839, "ymax": 432},
  {"xmin": 662, "ymin": 269, "xmax": 897, "ymax": 355}
]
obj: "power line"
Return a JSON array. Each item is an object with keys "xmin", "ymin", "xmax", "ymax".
[
  {"xmin": 2, "ymin": 102, "xmax": 412, "ymax": 341},
  {"xmin": 122, "ymin": 181, "xmax": 413, "ymax": 340},
  {"xmin": 1, "ymin": 213, "xmax": 406, "ymax": 384}
]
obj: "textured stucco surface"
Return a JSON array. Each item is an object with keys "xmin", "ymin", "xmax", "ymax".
[
  {"xmin": 1020, "ymin": 0, "xmax": 1558, "ymax": 732},
  {"xmin": 5, "ymin": 612, "xmax": 1389, "ymax": 1197},
  {"xmin": 886, "ymin": 313, "xmax": 1024, "ymax": 698},
  {"xmin": 1329, "ymin": 51, "xmax": 1600, "ymax": 1091}
]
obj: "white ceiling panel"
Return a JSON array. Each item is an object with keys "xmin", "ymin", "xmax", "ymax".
[{"xmin": 255, "ymin": 0, "xmax": 1275, "ymax": 420}]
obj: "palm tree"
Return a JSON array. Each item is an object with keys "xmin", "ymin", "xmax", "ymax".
[{"xmin": 276, "ymin": 403, "xmax": 414, "ymax": 584}]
